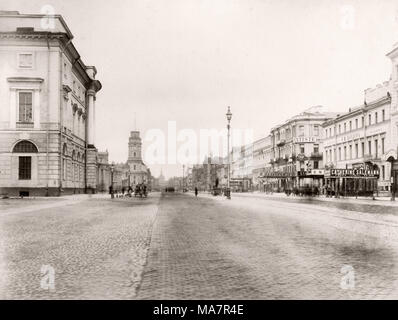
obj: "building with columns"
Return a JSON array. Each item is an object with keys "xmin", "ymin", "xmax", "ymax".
[{"xmin": 0, "ymin": 11, "xmax": 101, "ymax": 196}]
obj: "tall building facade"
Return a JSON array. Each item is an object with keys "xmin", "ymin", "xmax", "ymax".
[
  {"xmin": 264, "ymin": 106, "xmax": 338, "ymax": 191},
  {"xmin": 323, "ymin": 82, "xmax": 392, "ymax": 195},
  {"xmin": 386, "ymin": 43, "xmax": 398, "ymax": 197},
  {"xmin": 0, "ymin": 12, "xmax": 101, "ymax": 196}
]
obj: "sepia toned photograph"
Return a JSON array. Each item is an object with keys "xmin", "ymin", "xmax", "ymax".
[{"xmin": 1, "ymin": 0, "xmax": 398, "ymax": 308}]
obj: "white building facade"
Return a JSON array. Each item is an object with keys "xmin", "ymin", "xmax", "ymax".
[
  {"xmin": 323, "ymin": 82, "xmax": 392, "ymax": 195},
  {"xmin": 0, "ymin": 12, "xmax": 101, "ymax": 196}
]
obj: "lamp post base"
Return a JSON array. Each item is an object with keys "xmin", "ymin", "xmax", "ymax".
[{"xmin": 225, "ymin": 187, "xmax": 231, "ymax": 200}]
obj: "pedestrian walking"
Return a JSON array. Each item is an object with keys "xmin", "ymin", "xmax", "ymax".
[{"xmin": 195, "ymin": 187, "xmax": 198, "ymax": 197}]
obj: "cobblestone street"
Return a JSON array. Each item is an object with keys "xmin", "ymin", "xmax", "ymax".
[
  {"xmin": 2, "ymin": 192, "xmax": 398, "ymax": 299},
  {"xmin": 0, "ymin": 194, "xmax": 160, "ymax": 300},
  {"xmin": 138, "ymin": 192, "xmax": 398, "ymax": 300}
]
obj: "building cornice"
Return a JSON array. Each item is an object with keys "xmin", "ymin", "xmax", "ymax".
[
  {"xmin": 0, "ymin": 13, "xmax": 74, "ymax": 39},
  {"xmin": 322, "ymin": 95, "xmax": 391, "ymax": 127}
]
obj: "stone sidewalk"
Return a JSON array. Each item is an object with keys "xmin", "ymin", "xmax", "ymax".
[{"xmin": 189, "ymin": 190, "xmax": 398, "ymax": 207}]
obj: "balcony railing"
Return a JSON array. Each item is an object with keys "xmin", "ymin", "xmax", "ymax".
[
  {"xmin": 310, "ymin": 152, "xmax": 322, "ymax": 159},
  {"xmin": 276, "ymin": 139, "xmax": 286, "ymax": 147}
]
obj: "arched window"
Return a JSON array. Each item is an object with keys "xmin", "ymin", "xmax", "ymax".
[
  {"xmin": 13, "ymin": 140, "xmax": 38, "ymax": 153},
  {"xmin": 13, "ymin": 141, "xmax": 37, "ymax": 180},
  {"xmin": 63, "ymin": 143, "xmax": 67, "ymax": 156}
]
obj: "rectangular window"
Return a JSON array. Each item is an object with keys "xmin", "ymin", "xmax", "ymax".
[
  {"xmin": 314, "ymin": 125, "xmax": 319, "ymax": 136},
  {"xmin": 382, "ymin": 138, "xmax": 385, "ymax": 154},
  {"xmin": 355, "ymin": 118, "xmax": 358, "ymax": 129},
  {"xmin": 19, "ymin": 156, "xmax": 32, "ymax": 180},
  {"xmin": 361, "ymin": 142, "xmax": 365, "ymax": 157},
  {"xmin": 382, "ymin": 165, "xmax": 385, "ymax": 180},
  {"xmin": 18, "ymin": 53, "xmax": 33, "ymax": 68},
  {"xmin": 313, "ymin": 161, "xmax": 319, "ymax": 169},
  {"xmin": 344, "ymin": 146, "xmax": 347, "ymax": 160},
  {"xmin": 375, "ymin": 112, "xmax": 378, "ymax": 124},
  {"xmin": 300, "ymin": 144, "xmax": 305, "ymax": 154},
  {"xmin": 18, "ymin": 92, "xmax": 33, "ymax": 123},
  {"xmin": 349, "ymin": 121, "xmax": 352, "ymax": 131},
  {"xmin": 313, "ymin": 144, "xmax": 319, "ymax": 154},
  {"xmin": 299, "ymin": 126, "xmax": 304, "ymax": 137},
  {"xmin": 339, "ymin": 147, "xmax": 341, "ymax": 161},
  {"xmin": 329, "ymin": 128, "xmax": 332, "ymax": 137},
  {"xmin": 368, "ymin": 140, "xmax": 372, "ymax": 155},
  {"xmin": 344, "ymin": 123, "xmax": 346, "ymax": 132},
  {"xmin": 349, "ymin": 145, "xmax": 352, "ymax": 159},
  {"xmin": 375, "ymin": 140, "xmax": 378, "ymax": 158},
  {"xmin": 355, "ymin": 144, "xmax": 358, "ymax": 158},
  {"xmin": 382, "ymin": 110, "xmax": 385, "ymax": 121},
  {"xmin": 368, "ymin": 114, "xmax": 371, "ymax": 126},
  {"xmin": 339, "ymin": 124, "xmax": 341, "ymax": 134}
]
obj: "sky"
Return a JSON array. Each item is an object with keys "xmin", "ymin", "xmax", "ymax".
[{"xmin": 2, "ymin": 0, "xmax": 398, "ymax": 178}]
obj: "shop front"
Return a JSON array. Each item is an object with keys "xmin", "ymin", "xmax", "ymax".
[
  {"xmin": 296, "ymin": 169, "xmax": 324, "ymax": 195},
  {"xmin": 324, "ymin": 168, "xmax": 379, "ymax": 197},
  {"xmin": 260, "ymin": 171, "xmax": 296, "ymax": 193},
  {"xmin": 230, "ymin": 178, "xmax": 252, "ymax": 192}
]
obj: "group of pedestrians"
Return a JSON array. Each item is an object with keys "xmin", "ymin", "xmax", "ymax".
[{"xmin": 109, "ymin": 183, "xmax": 148, "ymax": 198}]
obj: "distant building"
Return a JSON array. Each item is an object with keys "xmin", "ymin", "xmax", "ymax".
[
  {"xmin": 191, "ymin": 157, "xmax": 227, "ymax": 192},
  {"xmin": 126, "ymin": 131, "xmax": 149, "ymax": 185},
  {"xmin": 97, "ymin": 151, "xmax": 111, "ymax": 192},
  {"xmin": 252, "ymin": 136, "xmax": 272, "ymax": 191}
]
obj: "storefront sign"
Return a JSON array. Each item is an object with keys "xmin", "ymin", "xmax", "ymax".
[
  {"xmin": 293, "ymin": 137, "xmax": 317, "ymax": 143},
  {"xmin": 297, "ymin": 169, "xmax": 324, "ymax": 177},
  {"xmin": 325, "ymin": 168, "xmax": 379, "ymax": 178},
  {"xmin": 261, "ymin": 171, "xmax": 296, "ymax": 178}
]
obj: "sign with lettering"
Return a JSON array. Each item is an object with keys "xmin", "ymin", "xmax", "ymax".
[
  {"xmin": 297, "ymin": 169, "xmax": 324, "ymax": 176},
  {"xmin": 261, "ymin": 171, "xmax": 296, "ymax": 178},
  {"xmin": 293, "ymin": 137, "xmax": 317, "ymax": 143},
  {"xmin": 325, "ymin": 168, "xmax": 379, "ymax": 178}
]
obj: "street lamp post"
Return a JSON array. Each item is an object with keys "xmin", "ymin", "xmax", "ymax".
[
  {"xmin": 226, "ymin": 106, "xmax": 232, "ymax": 200},
  {"xmin": 110, "ymin": 162, "xmax": 115, "ymax": 199},
  {"xmin": 182, "ymin": 164, "xmax": 185, "ymax": 192}
]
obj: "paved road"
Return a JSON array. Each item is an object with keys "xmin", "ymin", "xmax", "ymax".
[
  {"xmin": 0, "ymin": 194, "xmax": 160, "ymax": 300},
  {"xmin": 1, "ymin": 192, "xmax": 398, "ymax": 299},
  {"xmin": 137, "ymin": 192, "xmax": 398, "ymax": 299}
]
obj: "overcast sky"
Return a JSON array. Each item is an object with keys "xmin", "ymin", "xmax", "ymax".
[{"xmin": 3, "ymin": 0, "xmax": 398, "ymax": 178}]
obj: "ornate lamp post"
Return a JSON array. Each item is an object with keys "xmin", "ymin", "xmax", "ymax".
[
  {"xmin": 110, "ymin": 162, "xmax": 115, "ymax": 199},
  {"xmin": 226, "ymin": 106, "xmax": 232, "ymax": 199}
]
